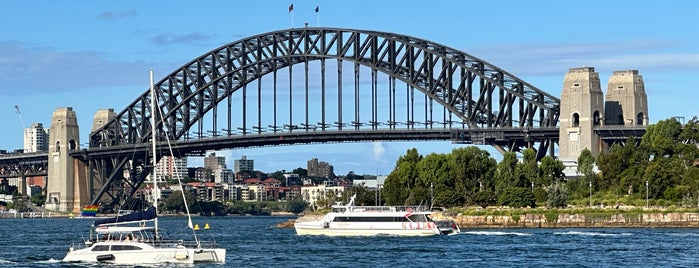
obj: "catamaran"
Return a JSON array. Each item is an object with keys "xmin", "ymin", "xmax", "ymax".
[
  {"xmin": 294, "ymin": 194, "xmax": 441, "ymax": 236},
  {"xmin": 62, "ymin": 71, "xmax": 226, "ymax": 264}
]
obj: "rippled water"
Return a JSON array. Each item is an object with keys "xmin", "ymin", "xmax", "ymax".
[{"xmin": 0, "ymin": 216, "xmax": 698, "ymax": 267}]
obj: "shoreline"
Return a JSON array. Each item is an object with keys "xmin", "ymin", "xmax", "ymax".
[{"xmin": 452, "ymin": 212, "xmax": 699, "ymax": 228}]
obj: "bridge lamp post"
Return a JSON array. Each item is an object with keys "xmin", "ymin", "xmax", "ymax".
[
  {"xmin": 589, "ymin": 181, "xmax": 592, "ymax": 208},
  {"xmin": 646, "ymin": 180, "xmax": 649, "ymax": 208},
  {"xmin": 430, "ymin": 182, "xmax": 434, "ymax": 208}
]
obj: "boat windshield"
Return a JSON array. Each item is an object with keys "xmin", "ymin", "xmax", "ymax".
[
  {"xmin": 332, "ymin": 207, "xmax": 346, "ymax": 213},
  {"xmin": 93, "ymin": 227, "xmax": 158, "ymax": 243}
]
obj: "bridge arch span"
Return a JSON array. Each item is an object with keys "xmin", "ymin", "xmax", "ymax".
[
  {"xmin": 91, "ymin": 27, "xmax": 559, "ymax": 152},
  {"xmin": 84, "ymin": 28, "xmax": 561, "ymax": 211}
]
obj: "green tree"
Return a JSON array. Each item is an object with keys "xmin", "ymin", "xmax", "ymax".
[
  {"xmin": 292, "ymin": 167, "xmax": 308, "ymax": 177},
  {"xmin": 450, "ymin": 147, "xmax": 497, "ymax": 206},
  {"xmin": 163, "ymin": 190, "xmax": 196, "ymax": 213},
  {"xmin": 30, "ymin": 194, "xmax": 46, "ymax": 207},
  {"xmin": 472, "ymin": 189, "xmax": 496, "ymax": 208},
  {"xmin": 546, "ymin": 182, "xmax": 568, "ymax": 208},
  {"xmin": 192, "ymin": 201, "xmax": 227, "ymax": 216},
  {"xmin": 539, "ymin": 155, "xmax": 565, "ymax": 187},
  {"xmin": 641, "ymin": 118, "xmax": 682, "ymax": 158},
  {"xmin": 382, "ymin": 148, "xmax": 422, "ymax": 205},
  {"xmin": 644, "ymin": 157, "xmax": 683, "ymax": 199},
  {"xmin": 497, "ymin": 186, "xmax": 535, "ymax": 208},
  {"xmin": 495, "ymin": 152, "xmax": 520, "ymax": 194},
  {"xmin": 520, "ymin": 148, "xmax": 539, "ymax": 187},
  {"xmin": 268, "ymin": 171, "xmax": 286, "ymax": 185},
  {"xmin": 577, "ymin": 148, "xmax": 600, "ymax": 195},
  {"xmin": 285, "ymin": 198, "xmax": 308, "ymax": 214},
  {"xmin": 416, "ymin": 153, "xmax": 451, "ymax": 206},
  {"xmin": 342, "ymin": 184, "xmax": 377, "ymax": 206}
]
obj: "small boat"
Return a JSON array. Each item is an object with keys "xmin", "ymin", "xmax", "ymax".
[
  {"xmin": 435, "ymin": 219, "xmax": 461, "ymax": 235},
  {"xmin": 62, "ymin": 207, "xmax": 226, "ymax": 264},
  {"xmin": 294, "ymin": 194, "xmax": 441, "ymax": 236},
  {"xmin": 62, "ymin": 70, "xmax": 226, "ymax": 264}
]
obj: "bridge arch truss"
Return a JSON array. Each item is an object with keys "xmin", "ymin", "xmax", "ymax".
[{"xmin": 85, "ymin": 28, "xmax": 560, "ymax": 211}]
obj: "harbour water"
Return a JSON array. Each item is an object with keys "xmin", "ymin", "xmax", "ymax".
[{"xmin": 0, "ymin": 216, "xmax": 698, "ymax": 267}]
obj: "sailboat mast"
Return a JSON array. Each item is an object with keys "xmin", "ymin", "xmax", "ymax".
[{"xmin": 150, "ymin": 70, "xmax": 159, "ymax": 236}]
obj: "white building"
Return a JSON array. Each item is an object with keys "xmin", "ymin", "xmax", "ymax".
[
  {"xmin": 214, "ymin": 168, "xmax": 235, "ymax": 184},
  {"xmin": 24, "ymin": 123, "xmax": 49, "ymax": 153},
  {"xmin": 300, "ymin": 185, "xmax": 345, "ymax": 208}
]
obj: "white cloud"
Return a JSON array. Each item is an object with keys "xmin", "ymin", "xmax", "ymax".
[{"xmin": 372, "ymin": 141, "xmax": 386, "ymax": 161}]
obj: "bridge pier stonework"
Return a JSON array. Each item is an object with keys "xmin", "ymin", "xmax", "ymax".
[
  {"xmin": 559, "ymin": 67, "xmax": 605, "ymax": 161},
  {"xmin": 46, "ymin": 107, "xmax": 87, "ymax": 213},
  {"xmin": 604, "ymin": 70, "xmax": 648, "ymax": 127},
  {"xmin": 559, "ymin": 67, "xmax": 648, "ymax": 161}
]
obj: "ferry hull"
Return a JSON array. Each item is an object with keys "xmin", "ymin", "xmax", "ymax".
[{"xmin": 295, "ymin": 221, "xmax": 440, "ymax": 236}]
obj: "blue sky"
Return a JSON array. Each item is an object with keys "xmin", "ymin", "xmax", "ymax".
[{"xmin": 1, "ymin": 1, "xmax": 698, "ymax": 176}]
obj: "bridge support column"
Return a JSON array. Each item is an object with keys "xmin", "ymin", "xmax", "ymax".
[
  {"xmin": 18, "ymin": 174, "xmax": 26, "ymax": 196},
  {"xmin": 86, "ymin": 108, "xmax": 116, "ymax": 205},
  {"xmin": 46, "ymin": 107, "xmax": 87, "ymax": 213},
  {"xmin": 558, "ymin": 67, "xmax": 605, "ymax": 161}
]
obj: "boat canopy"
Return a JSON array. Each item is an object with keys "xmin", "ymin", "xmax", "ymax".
[{"xmin": 94, "ymin": 207, "xmax": 157, "ymax": 226}]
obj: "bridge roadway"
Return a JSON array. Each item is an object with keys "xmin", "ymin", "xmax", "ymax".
[
  {"xmin": 0, "ymin": 125, "xmax": 644, "ymax": 180},
  {"xmin": 0, "ymin": 152, "xmax": 49, "ymax": 179},
  {"xmin": 71, "ymin": 127, "xmax": 562, "ymax": 160}
]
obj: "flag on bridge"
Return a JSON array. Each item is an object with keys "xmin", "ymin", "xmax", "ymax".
[
  {"xmin": 315, "ymin": 5, "xmax": 319, "ymax": 13},
  {"xmin": 288, "ymin": 4, "xmax": 294, "ymax": 12}
]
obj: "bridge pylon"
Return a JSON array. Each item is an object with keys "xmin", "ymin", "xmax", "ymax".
[
  {"xmin": 559, "ymin": 68, "xmax": 650, "ymax": 162},
  {"xmin": 604, "ymin": 70, "xmax": 648, "ymax": 127},
  {"xmin": 46, "ymin": 107, "xmax": 87, "ymax": 213},
  {"xmin": 559, "ymin": 67, "xmax": 605, "ymax": 161}
]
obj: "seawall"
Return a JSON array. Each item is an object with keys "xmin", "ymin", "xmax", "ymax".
[{"xmin": 453, "ymin": 212, "xmax": 699, "ymax": 228}]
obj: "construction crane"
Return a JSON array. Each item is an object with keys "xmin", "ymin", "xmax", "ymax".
[{"xmin": 15, "ymin": 105, "xmax": 25, "ymax": 129}]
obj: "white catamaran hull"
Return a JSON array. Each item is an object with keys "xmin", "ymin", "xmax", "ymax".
[
  {"xmin": 193, "ymin": 248, "xmax": 227, "ymax": 262},
  {"xmin": 63, "ymin": 244, "xmax": 196, "ymax": 264},
  {"xmin": 295, "ymin": 221, "xmax": 440, "ymax": 236}
]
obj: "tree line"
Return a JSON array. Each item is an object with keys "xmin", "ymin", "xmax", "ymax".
[{"xmin": 380, "ymin": 117, "xmax": 699, "ymax": 209}]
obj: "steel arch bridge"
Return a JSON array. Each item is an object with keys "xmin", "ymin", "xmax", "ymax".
[{"xmin": 79, "ymin": 27, "xmax": 560, "ymax": 211}]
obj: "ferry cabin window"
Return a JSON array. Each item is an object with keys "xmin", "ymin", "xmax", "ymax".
[
  {"xmin": 333, "ymin": 216, "xmax": 409, "ymax": 222},
  {"xmin": 407, "ymin": 215, "xmax": 428, "ymax": 222}
]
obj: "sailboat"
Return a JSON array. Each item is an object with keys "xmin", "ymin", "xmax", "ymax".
[{"xmin": 62, "ymin": 71, "xmax": 226, "ymax": 264}]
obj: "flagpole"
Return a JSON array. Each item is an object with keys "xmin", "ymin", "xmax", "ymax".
[
  {"xmin": 289, "ymin": 4, "xmax": 294, "ymax": 28},
  {"xmin": 315, "ymin": 6, "xmax": 319, "ymax": 27}
]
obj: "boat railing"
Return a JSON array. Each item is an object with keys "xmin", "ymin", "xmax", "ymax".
[
  {"xmin": 151, "ymin": 239, "xmax": 219, "ymax": 249},
  {"xmin": 347, "ymin": 205, "xmax": 430, "ymax": 213}
]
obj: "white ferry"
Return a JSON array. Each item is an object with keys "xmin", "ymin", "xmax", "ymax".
[{"xmin": 294, "ymin": 195, "xmax": 441, "ymax": 236}]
